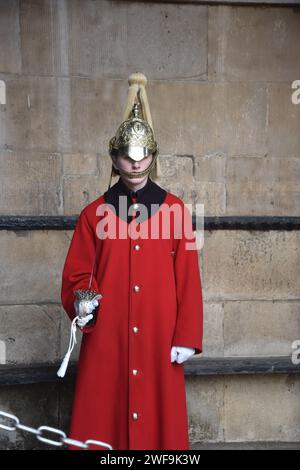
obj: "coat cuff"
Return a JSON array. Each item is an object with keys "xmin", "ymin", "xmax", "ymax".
[{"xmin": 171, "ymin": 340, "xmax": 202, "ymax": 356}]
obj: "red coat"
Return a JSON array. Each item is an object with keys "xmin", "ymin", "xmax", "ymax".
[{"xmin": 61, "ymin": 177, "xmax": 203, "ymax": 450}]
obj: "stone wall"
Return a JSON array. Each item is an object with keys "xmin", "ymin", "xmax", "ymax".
[{"xmin": 0, "ymin": 0, "xmax": 299, "ymax": 449}]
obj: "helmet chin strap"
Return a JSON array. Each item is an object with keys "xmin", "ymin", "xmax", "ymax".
[{"xmin": 113, "ymin": 153, "xmax": 158, "ymax": 179}]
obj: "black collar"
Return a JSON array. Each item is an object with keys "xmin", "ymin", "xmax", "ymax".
[
  {"xmin": 104, "ymin": 177, "xmax": 167, "ymax": 223},
  {"xmin": 117, "ymin": 176, "xmax": 154, "ymax": 199}
]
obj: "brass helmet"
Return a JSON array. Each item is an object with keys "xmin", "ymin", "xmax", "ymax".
[{"xmin": 108, "ymin": 72, "xmax": 162, "ymax": 188}]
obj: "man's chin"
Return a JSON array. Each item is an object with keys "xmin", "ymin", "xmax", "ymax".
[{"xmin": 124, "ymin": 173, "xmax": 146, "ymax": 184}]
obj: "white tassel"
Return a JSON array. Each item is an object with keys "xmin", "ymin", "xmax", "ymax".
[
  {"xmin": 57, "ymin": 350, "xmax": 72, "ymax": 378},
  {"xmin": 57, "ymin": 316, "xmax": 78, "ymax": 378}
]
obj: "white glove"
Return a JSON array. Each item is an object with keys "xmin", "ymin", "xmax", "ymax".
[
  {"xmin": 74, "ymin": 298, "xmax": 99, "ymax": 328},
  {"xmin": 77, "ymin": 313, "xmax": 94, "ymax": 328},
  {"xmin": 170, "ymin": 346, "xmax": 195, "ymax": 364}
]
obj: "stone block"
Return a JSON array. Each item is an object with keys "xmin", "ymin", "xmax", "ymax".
[
  {"xmin": 203, "ymin": 230, "xmax": 300, "ymax": 300},
  {"xmin": 226, "ymin": 156, "xmax": 300, "ymax": 215},
  {"xmin": 209, "ymin": 6, "xmax": 300, "ymax": 82},
  {"xmin": 224, "ymin": 374, "xmax": 300, "ymax": 441},
  {"xmin": 0, "ymin": 230, "xmax": 70, "ymax": 304},
  {"xmin": 0, "ymin": 149, "xmax": 61, "ymax": 215},
  {"xmin": 0, "ymin": 305, "xmax": 61, "ymax": 364},
  {"xmin": 224, "ymin": 300, "xmax": 300, "ymax": 356}
]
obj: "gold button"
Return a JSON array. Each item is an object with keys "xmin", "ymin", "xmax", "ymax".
[
  {"xmin": 132, "ymin": 369, "xmax": 138, "ymax": 375},
  {"xmin": 133, "ymin": 203, "xmax": 139, "ymax": 210},
  {"xmin": 132, "ymin": 326, "xmax": 139, "ymax": 333},
  {"xmin": 134, "ymin": 244, "xmax": 140, "ymax": 251},
  {"xmin": 132, "ymin": 413, "xmax": 138, "ymax": 420},
  {"xmin": 133, "ymin": 285, "xmax": 140, "ymax": 292}
]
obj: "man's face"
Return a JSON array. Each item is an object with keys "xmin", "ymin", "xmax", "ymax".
[{"xmin": 112, "ymin": 152, "xmax": 153, "ymax": 186}]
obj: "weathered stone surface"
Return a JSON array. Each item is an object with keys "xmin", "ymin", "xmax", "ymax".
[
  {"xmin": 63, "ymin": 151, "xmax": 112, "ymax": 209},
  {"xmin": 158, "ymin": 155, "xmax": 194, "ymax": 200},
  {"xmin": 63, "ymin": 175, "xmax": 102, "ymax": 214},
  {"xmin": 97, "ymin": 152, "xmax": 116, "ymax": 189},
  {"xmin": 191, "ymin": 181, "xmax": 225, "ymax": 216},
  {"xmin": 0, "ymin": 303, "xmax": 82, "ymax": 365},
  {"xmin": 0, "ymin": 230, "xmax": 70, "ymax": 304},
  {"xmin": 0, "ymin": 150, "xmax": 62, "ymax": 215},
  {"xmin": 0, "ymin": 1, "xmax": 21, "ymax": 74},
  {"xmin": 267, "ymin": 84, "xmax": 300, "ymax": 159},
  {"xmin": 20, "ymin": 0, "xmax": 207, "ymax": 80},
  {"xmin": 202, "ymin": 302, "xmax": 224, "ymax": 357},
  {"xmin": 224, "ymin": 374, "xmax": 300, "ymax": 441},
  {"xmin": 188, "ymin": 374, "xmax": 300, "ymax": 445},
  {"xmin": 150, "ymin": 81, "xmax": 268, "ymax": 158},
  {"xmin": 194, "ymin": 154, "xmax": 226, "ymax": 183},
  {"xmin": 226, "ymin": 156, "xmax": 300, "ymax": 216},
  {"xmin": 0, "ymin": 75, "xmax": 127, "ymax": 155},
  {"xmin": 0, "ymin": 76, "xmax": 60, "ymax": 153},
  {"xmin": 63, "ymin": 153, "xmax": 98, "ymax": 176},
  {"xmin": 0, "ymin": 77, "xmax": 269, "ymax": 165},
  {"xmin": 203, "ymin": 230, "xmax": 300, "ymax": 300},
  {"xmin": 158, "ymin": 156, "xmax": 225, "ymax": 215},
  {"xmin": 209, "ymin": 6, "xmax": 300, "ymax": 82},
  {"xmin": 224, "ymin": 301, "xmax": 300, "ymax": 356},
  {"xmin": 187, "ymin": 375, "xmax": 224, "ymax": 443},
  {"xmin": 0, "ymin": 148, "xmax": 112, "ymax": 216},
  {"xmin": 0, "ymin": 305, "xmax": 61, "ymax": 364}
]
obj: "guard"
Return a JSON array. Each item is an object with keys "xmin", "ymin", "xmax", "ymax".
[{"xmin": 60, "ymin": 72, "xmax": 203, "ymax": 450}]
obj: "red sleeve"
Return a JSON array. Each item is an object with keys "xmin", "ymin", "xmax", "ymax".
[
  {"xmin": 61, "ymin": 208, "xmax": 100, "ymax": 334},
  {"xmin": 171, "ymin": 201, "xmax": 203, "ymax": 355}
]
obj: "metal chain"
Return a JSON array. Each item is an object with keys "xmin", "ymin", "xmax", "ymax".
[{"xmin": 0, "ymin": 410, "xmax": 113, "ymax": 450}]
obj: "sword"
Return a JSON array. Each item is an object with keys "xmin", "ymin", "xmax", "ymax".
[{"xmin": 74, "ymin": 239, "xmax": 103, "ymax": 318}]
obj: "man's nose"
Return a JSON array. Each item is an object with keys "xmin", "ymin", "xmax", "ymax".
[{"xmin": 132, "ymin": 160, "xmax": 140, "ymax": 168}]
